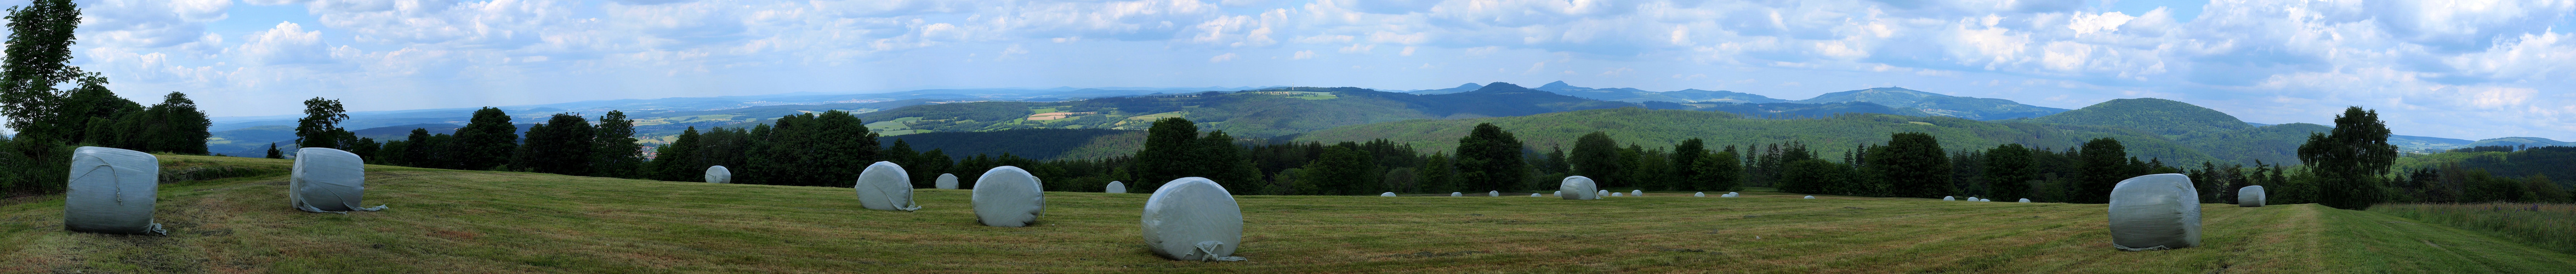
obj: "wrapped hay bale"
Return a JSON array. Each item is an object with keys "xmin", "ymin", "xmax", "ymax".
[
  {"xmin": 1530, "ymin": 193, "xmax": 1540, "ymax": 197},
  {"xmin": 852, "ymin": 162, "xmax": 922, "ymax": 212},
  {"xmin": 1451, "ymin": 192, "xmax": 1462, "ymax": 197},
  {"xmin": 1559, "ymin": 176, "xmax": 1599, "ymax": 200},
  {"xmin": 1381, "ymin": 192, "xmax": 1397, "ymax": 197},
  {"xmin": 1944, "ymin": 196, "xmax": 1955, "ymax": 201},
  {"xmin": 1553, "ymin": 191, "xmax": 1561, "ymax": 197},
  {"xmin": 1597, "ymin": 190, "xmax": 1610, "ymax": 197},
  {"xmin": 1611, "ymin": 192, "xmax": 1624, "ymax": 197},
  {"xmin": 1488, "ymin": 191, "xmax": 1499, "ymax": 197},
  {"xmin": 289, "ymin": 148, "xmax": 388, "ymax": 213},
  {"xmin": 1140, "ymin": 177, "xmax": 1246, "ymax": 261},
  {"xmin": 1107, "ymin": 181, "xmax": 1128, "ymax": 193},
  {"xmin": 971, "ymin": 166, "xmax": 1045, "ymax": 227},
  {"xmin": 62, "ymin": 147, "xmax": 166, "ymax": 235},
  {"xmin": 1694, "ymin": 192, "xmax": 1705, "ymax": 197},
  {"xmin": 935, "ymin": 173, "xmax": 959, "ymax": 189},
  {"xmin": 2108, "ymin": 174, "xmax": 2202, "ymax": 251},
  {"xmin": 1980, "ymin": 198, "xmax": 1991, "ymax": 202},
  {"xmin": 1631, "ymin": 190, "xmax": 1644, "ymax": 197},
  {"xmin": 2019, "ymin": 198, "xmax": 2032, "ymax": 203},
  {"xmin": 1804, "ymin": 196, "xmax": 1815, "ymax": 199},
  {"xmin": 704, "ymin": 165, "xmax": 732, "ymax": 184},
  {"xmin": 2237, "ymin": 185, "xmax": 2266, "ymax": 207}
]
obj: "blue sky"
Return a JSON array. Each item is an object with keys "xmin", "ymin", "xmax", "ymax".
[{"xmin": 25, "ymin": 0, "xmax": 2576, "ymax": 140}]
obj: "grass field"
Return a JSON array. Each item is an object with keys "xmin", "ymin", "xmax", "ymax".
[
  {"xmin": 2370, "ymin": 203, "xmax": 2576, "ymax": 255},
  {"xmin": 4, "ymin": 155, "xmax": 2573, "ymax": 273}
]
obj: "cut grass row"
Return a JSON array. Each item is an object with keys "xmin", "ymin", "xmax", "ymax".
[
  {"xmin": 2369, "ymin": 203, "xmax": 2576, "ymax": 255},
  {"xmin": 3, "ymin": 155, "xmax": 2573, "ymax": 273}
]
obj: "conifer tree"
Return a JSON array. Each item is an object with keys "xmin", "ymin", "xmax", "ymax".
[
  {"xmin": 1984, "ymin": 144, "xmax": 2035, "ymax": 201},
  {"xmin": 650, "ymin": 127, "xmax": 702, "ymax": 181},
  {"xmin": 2075, "ymin": 138, "xmax": 2128, "ymax": 204},
  {"xmin": 590, "ymin": 111, "xmax": 643, "ymax": 179},
  {"xmin": 1872, "ymin": 133, "xmax": 1953, "ymax": 198}
]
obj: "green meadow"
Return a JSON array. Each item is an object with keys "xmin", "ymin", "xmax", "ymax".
[{"xmin": 3, "ymin": 155, "xmax": 2571, "ymax": 273}]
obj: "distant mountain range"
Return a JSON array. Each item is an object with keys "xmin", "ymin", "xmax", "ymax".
[{"xmin": 200, "ymin": 81, "xmax": 2548, "ymax": 161}]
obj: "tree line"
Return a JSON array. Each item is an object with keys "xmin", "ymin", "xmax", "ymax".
[{"xmin": 0, "ymin": 0, "xmax": 214, "ymax": 195}]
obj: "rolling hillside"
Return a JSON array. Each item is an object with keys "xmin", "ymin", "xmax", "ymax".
[
  {"xmin": 1793, "ymin": 87, "xmax": 2071, "ymax": 120},
  {"xmin": 4, "ymin": 155, "xmax": 2569, "ymax": 272},
  {"xmin": 2025, "ymin": 98, "xmax": 2252, "ymax": 138},
  {"xmin": 1293, "ymin": 107, "xmax": 2227, "ymax": 165},
  {"xmin": 852, "ymin": 83, "xmax": 1640, "ymax": 138}
]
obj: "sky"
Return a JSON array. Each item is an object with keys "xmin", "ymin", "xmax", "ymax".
[{"xmin": 22, "ymin": 0, "xmax": 2576, "ymax": 140}]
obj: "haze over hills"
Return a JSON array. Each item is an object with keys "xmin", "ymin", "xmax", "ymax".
[
  {"xmin": 201, "ymin": 82, "xmax": 2539, "ymax": 160},
  {"xmin": 1795, "ymin": 87, "xmax": 2071, "ymax": 120}
]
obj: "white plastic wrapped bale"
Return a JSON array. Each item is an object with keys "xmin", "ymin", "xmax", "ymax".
[
  {"xmin": 1451, "ymin": 192, "xmax": 1462, "ymax": 197},
  {"xmin": 935, "ymin": 173, "xmax": 959, "ymax": 189},
  {"xmin": 1980, "ymin": 199, "xmax": 1991, "ymax": 202},
  {"xmin": 290, "ymin": 148, "xmax": 387, "ymax": 213},
  {"xmin": 1804, "ymin": 196, "xmax": 1815, "ymax": 199},
  {"xmin": 2237, "ymin": 185, "xmax": 2267, "ymax": 207},
  {"xmin": 1631, "ymin": 190, "xmax": 1644, "ymax": 197},
  {"xmin": 971, "ymin": 166, "xmax": 1045, "ymax": 227},
  {"xmin": 1552, "ymin": 191, "xmax": 1561, "ymax": 197},
  {"xmin": 1489, "ymin": 191, "xmax": 1499, "ymax": 197},
  {"xmin": 1969, "ymin": 196, "xmax": 1980, "ymax": 202},
  {"xmin": 1381, "ymin": 192, "xmax": 1397, "ymax": 197},
  {"xmin": 852, "ymin": 162, "xmax": 923, "ymax": 212},
  {"xmin": 1944, "ymin": 196, "xmax": 1955, "ymax": 201},
  {"xmin": 62, "ymin": 147, "xmax": 167, "ymax": 235},
  {"xmin": 1611, "ymin": 192, "xmax": 1624, "ymax": 197},
  {"xmin": 704, "ymin": 165, "xmax": 732, "ymax": 184},
  {"xmin": 1530, "ymin": 193, "xmax": 1540, "ymax": 197},
  {"xmin": 1597, "ymin": 190, "xmax": 1610, "ymax": 197},
  {"xmin": 1559, "ymin": 176, "xmax": 1599, "ymax": 200},
  {"xmin": 1139, "ymin": 177, "xmax": 1247, "ymax": 261},
  {"xmin": 2108, "ymin": 174, "xmax": 2202, "ymax": 251},
  {"xmin": 1694, "ymin": 192, "xmax": 1705, "ymax": 197},
  {"xmin": 2019, "ymin": 198, "xmax": 2032, "ymax": 203},
  {"xmin": 1106, "ymin": 181, "xmax": 1127, "ymax": 193}
]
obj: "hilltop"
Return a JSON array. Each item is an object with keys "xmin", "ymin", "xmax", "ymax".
[
  {"xmin": 1794, "ymin": 87, "xmax": 2070, "ymax": 120},
  {"xmin": 2025, "ymin": 98, "xmax": 2251, "ymax": 137},
  {"xmin": 1293, "ymin": 107, "xmax": 2227, "ymax": 165},
  {"xmin": 4, "ymin": 155, "xmax": 2568, "ymax": 272}
]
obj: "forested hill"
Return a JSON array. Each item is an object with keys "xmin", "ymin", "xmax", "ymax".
[
  {"xmin": 850, "ymin": 83, "xmax": 1640, "ymax": 138},
  {"xmin": 2025, "ymin": 98, "xmax": 2250, "ymax": 137},
  {"xmin": 1792, "ymin": 87, "xmax": 2070, "ymax": 120},
  {"xmin": 1291, "ymin": 107, "xmax": 2225, "ymax": 166}
]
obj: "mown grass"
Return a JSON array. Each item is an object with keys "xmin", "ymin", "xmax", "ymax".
[
  {"xmin": 2370, "ymin": 203, "xmax": 2576, "ymax": 255},
  {"xmin": 2, "ymin": 155, "xmax": 2572, "ymax": 273}
]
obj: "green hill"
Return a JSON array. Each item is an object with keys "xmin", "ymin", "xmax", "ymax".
[
  {"xmin": 2466, "ymin": 137, "xmax": 2573, "ymax": 148},
  {"xmin": 1793, "ymin": 88, "xmax": 2069, "ymax": 120},
  {"xmin": 2026, "ymin": 98, "xmax": 2253, "ymax": 138},
  {"xmin": 1293, "ymin": 107, "xmax": 2225, "ymax": 165},
  {"xmin": 6, "ymin": 155, "xmax": 2571, "ymax": 272},
  {"xmin": 852, "ymin": 83, "xmax": 1637, "ymax": 138}
]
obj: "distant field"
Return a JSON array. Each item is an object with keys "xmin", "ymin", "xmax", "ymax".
[{"xmin": 3, "ymin": 155, "xmax": 2572, "ymax": 273}]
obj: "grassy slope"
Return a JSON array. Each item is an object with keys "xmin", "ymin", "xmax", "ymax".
[{"xmin": 4, "ymin": 155, "xmax": 2571, "ymax": 273}]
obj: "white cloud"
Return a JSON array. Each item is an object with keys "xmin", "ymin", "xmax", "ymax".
[
  {"xmin": 230, "ymin": 21, "xmax": 333, "ymax": 65},
  {"xmin": 1209, "ymin": 53, "xmax": 1238, "ymax": 62},
  {"xmin": 1291, "ymin": 50, "xmax": 1315, "ymax": 59},
  {"xmin": 2067, "ymin": 12, "xmax": 2133, "ymax": 35}
]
